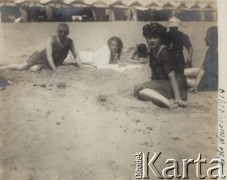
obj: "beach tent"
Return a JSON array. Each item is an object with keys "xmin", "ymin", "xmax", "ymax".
[
  {"xmin": 178, "ymin": 3, "xmax": 187, "ymax": 10},
  {"xmin": 195, "ymin": 0, "xmax": 217, "ymax": 21},
  {"xmin": 174, "ymin": 3, "xmax": 190, "ymax": 21},
  {"xmin": 0, "ymin": 5, "xmax": 20, "ymax": 22},
  {"xmin": 126, "ymin": 0, "xmax": 149, "ymax": 21},
  {"xmin": 189, "ymin": 3, "xmax": 202, "ymax": 21},
  {"xmin": 152, "ymin": 1, "xmax": 173, "ymax": 21},
  {"xmin": 40, "ymin": 0, "xmax": 66, "ymax": 21},
  {"xmin": 14, "ymin": 0, "xmax": 43, "ymax": 21},
  {"xmin": 144, "ymin": 1, "xmax": 160, "ymax": 21},
  {"xmin": 40, "ymin": 0, "xmax": 65, "ymax": 7},
  {"xmin": 63, "ymin": 0, "xmax": 92, "ymax": 21},
  {"xmin": 53, "ymin": 6, "xmax": 67, "ymax": 21},
  {"xmin": 0, "ymin": 0, "xmax": 18, "ymax": 22},
  {"xmin": 203, "ymin": 3, "xmax": 216, "ymax": 21},
  {"xmin": 64, "ymin": 0, "xmax": 88, "ymax": 7},
  {"xmin": 89, "ymin": 0, "xmax": 107, "ymax": 8},
  {"xmin": 0, "ymin": 0, "xmax": 218, "ymax": 22},
  {"xmin": 146, "ymin": 2, "xmax": 159, "ymax": 10},
  {"xmin": 0, "ymin": 0, "xmax": 14, "ymax": 6},
  {"xmin": 108, "ymin": 0, "xmax": 127, "ymax": 21},
  {"xmin": 87, "ymin": 0, "xmax": 108, "ymax": 21},
  {"xmin": 14, "ymin": 0, "xmax": 41, "ymax": 6}
]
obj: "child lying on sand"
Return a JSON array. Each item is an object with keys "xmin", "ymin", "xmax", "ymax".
[{"xmin": 125, "ymin": 43, "xmax": 149, "ymax": 64}]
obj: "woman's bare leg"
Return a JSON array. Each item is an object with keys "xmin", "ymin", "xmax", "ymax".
[
  {"xmin": 29, "ymin": 64, "xmax": 46, "ymax": 72},
  {"xmin": 0, "ymin": 62, "xmax": 29, "ymax": 71},
  {"xmin": 184, "ymin": 68, "xmax": 200, "ymax": 78},
  {"xmin": 187, "ymin": 78, "xmax": 196, "ymax": 88},
  {"xmin": 138, "ymin": 88, "xmax": 179, "ymax": 109}
]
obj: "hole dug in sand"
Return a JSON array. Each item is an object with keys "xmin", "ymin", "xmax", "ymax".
[
  {"xmin": 57, "ymin": 82, "xmax": 67, "ymax": 89},
  {"xmin": 97, "ymin": 95, "xmax": 108, "ymax": 102}
]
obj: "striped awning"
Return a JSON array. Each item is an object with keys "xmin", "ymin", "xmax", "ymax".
[
  {"xmin": 64, "ymin": 0, "xmax": 88, "ymax": 7},
  {"xmin": 146, "ymin": 2, "xmax": 160, "ymax": 10},
  {"xmin": 0, "ymin": 0, "xmax": 218, "ymax": 11},
  {"xmin": 89, "ymin": 0, "xmax": 108, "ymax": 8},
  {"xmin": 40, "ymin": 0, "xmax": 64, "ymax": 5},
  {"xmin": 177, "ymin": 3, "xmax": 188, "ymax": 10},
  {"xmin": 203, "ymin": 4, "xmax": 213, "ymax": 10},
  {"xmin": 109, "ymin": 0, "xmax": 126, "ymax": 8},
  {"xmin": 0, "ymin": 0, "xmax": 14, "ymax": 6},
  {"xmin": 127, "ymin": 0, "xmax": 149, "ymax": 10},
  {"xmin": 14, "ymin": 0, "xmax": 42, "ymax": 6},
  {"xmin": 190, "ymin": 3, "xmax": 200, "ymax": 10},
  {"xmin": 162, "ymin": 2, "xmax": 174, "ymax": 10}
]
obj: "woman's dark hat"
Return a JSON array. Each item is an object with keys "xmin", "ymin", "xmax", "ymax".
[{"xmin": 143, "ymin": 23, "xmax": 167, "ymax": 37}]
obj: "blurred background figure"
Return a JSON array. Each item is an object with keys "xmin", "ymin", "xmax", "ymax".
[
  {"xmin": 125, "ymin": 43, "xmax": 149, "ymax": 64},
  {"xmin": 46, "ymin": 5, "xmax": 53, "ymax": 21},
  {"xmin": 19, "ymin": 5, "xmax": 28, "ymax": 22},
  {"xmin": 164, "ymin": 14, "xmax": 193, "ymax": 69},
  {"xmin": 185, "ymin": 26, "xmax": 218, "ymax": 93}
]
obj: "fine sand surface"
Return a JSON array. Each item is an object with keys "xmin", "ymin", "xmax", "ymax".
[{"xmin": 0, "ymin": 22, "xmax": 218, "ymax": 180}]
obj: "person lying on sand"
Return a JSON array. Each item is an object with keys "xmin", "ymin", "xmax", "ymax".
[
  {"xmin": 79, "ymin": 36, "xmax": 123, "ymax": 68},
  {"xmin": 0, "ymin": 23, "xmax": 83, "ymax": 72},
  {"xmin": 78, "ymin": 36, "xmax": 141, "ymax": 72},
  {"xmin": 184, "ymin": 26, "xmax": 218, "ymax": 93},
  {"xmin": 124, "ymin": 43, "xmax": 149, "ymax": 64},
  {"xmin": 134, "ymin": 23, "xmax": 188, "ymax": 109}
]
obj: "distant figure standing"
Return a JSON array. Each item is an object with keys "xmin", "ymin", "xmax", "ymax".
[
  {"xmin": 46, "ymin": 5, "xmax": 53, "ymax": 21},
  {"xmin": 0, "ymin": 23, "xmax": 83, "ymax": 72},
  {"xmin": 164, "ymin": 16, "xmax": 193, "ymax": 69},
  {"xmin": 185, "ymin": 26, "xmax": 218, "ymax": 93},
  {"xmin": 19, "ymin": 5, "xmax": 28, "ymax": 22},
  {"xmin": 167, "ymin": 13, "xmax": 186, "ymax": 28}
]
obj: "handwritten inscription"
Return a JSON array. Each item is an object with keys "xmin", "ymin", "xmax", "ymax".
[{"xmin": 217, "ymin": 89, "xmax": 226, "ymax": 166}]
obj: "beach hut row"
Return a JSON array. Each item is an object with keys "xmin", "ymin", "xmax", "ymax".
[{"xmin": 0, "ymin": 0, "xmax": 217, "ymax": 22}]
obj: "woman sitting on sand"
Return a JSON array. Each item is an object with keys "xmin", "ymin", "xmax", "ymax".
[
  {"xmin": 134, "ymin": 23, "xmax": 188, "ymax": 109},
  {"xmin": 184, "ymin": 26, "xmax": 218, "ymax": 93}
]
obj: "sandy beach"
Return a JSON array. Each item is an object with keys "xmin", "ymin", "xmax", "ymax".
[{"xmin": 0, "ymin": 21, "xmax": 218, "ymax": 179}]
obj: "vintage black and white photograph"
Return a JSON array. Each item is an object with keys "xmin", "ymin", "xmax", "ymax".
[{"xmin": 0, "ymin": 0, "xmax": 225, "ymax": 179}]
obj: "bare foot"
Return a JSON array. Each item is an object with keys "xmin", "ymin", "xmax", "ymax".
[
  {"xmin": 168, "ymin": 102, "xmax": 179, "ymax": 109},
  {"xmin": 0, "ymin": 87, "xmax": 6, "ymax": 91},
  {"xmin": 7, "ymin": 80, "xmax": 16, "ymax": 85}
]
